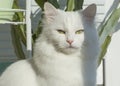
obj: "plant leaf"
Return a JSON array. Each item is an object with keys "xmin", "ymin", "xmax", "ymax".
[
  {"xmin": 66, "ymin": 0, "xmax": 75, "ymax": 11},
  {"xmin": 11, "ymin": 26, "xmax": 26, "ymax": 59},
  {"xmin": 98, "ymin": 7, "xmax": 120, "ymax": 65},
  {"xmin": 74, "ymin": 0, "xmax": 84, "ymax": 10},
  {"xmin": 13, "ymin": 1, "xmax": 26, "ymax": 46},
  {"xmin": 99, "ymin": 8, "xmax": 120, "ymax": 45},
  {"xmin": 11, "ymin": 0, "xmax": 26, "ymax": 59},
  {"xmin": 35, "ymin": 0, "xmax": 46, "ymax": 10},
  {"xmin": 98, "ymin": 36, "xmax": 111, "ymax": 66},
  {"xmin": 98, "ymin": 0, "xmax": 119, "ymax": 35}
]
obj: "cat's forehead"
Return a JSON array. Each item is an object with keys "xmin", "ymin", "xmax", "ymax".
[{"xmin": 57, "ymin": 11, "xmax": 83, "ymax": 30}]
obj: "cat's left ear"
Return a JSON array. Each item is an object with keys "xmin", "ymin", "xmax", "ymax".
[
  {"xmin": 82, "ymin": 4, "xmax": 96, "ymax": 17},
  {"xmin": 44, "ymin": 2, "xmax": 58, "ymax": 22}
]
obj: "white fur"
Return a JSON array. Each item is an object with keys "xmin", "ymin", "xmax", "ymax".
[
  {"xmin": 0, "ymin": 60, "xmax": 39, "ymax": 86},
  {"xmin": 0, "ymin": 2, "xmax": 100, "ymax": 86}
]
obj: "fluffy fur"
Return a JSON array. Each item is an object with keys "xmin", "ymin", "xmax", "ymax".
[{"xmin": 0, "ymin": 2, "xmax": 100, "ymax": 86}]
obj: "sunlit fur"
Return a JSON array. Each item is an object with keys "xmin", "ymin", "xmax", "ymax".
[{"xmin": 0, "ymin": 2, "xmax": 100, "ymax": 86}]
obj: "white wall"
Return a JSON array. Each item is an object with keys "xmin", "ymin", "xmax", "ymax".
[{"xmin": 106, "ymin": 30, "xmax": 120, "ymax": 86}]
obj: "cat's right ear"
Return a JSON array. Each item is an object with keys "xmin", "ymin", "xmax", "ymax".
[
  {"xmin": 82, "ymin": 4, "xmax": 96, "ymax": 18},
  {"xmin": 44, "ymin": 2, "xmax": 58, "ymax": 22}
]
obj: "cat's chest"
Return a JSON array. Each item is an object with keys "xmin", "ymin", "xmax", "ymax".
[{"xmin": 37, "ymin": 55, "xmax": 83, "ymax": 86}]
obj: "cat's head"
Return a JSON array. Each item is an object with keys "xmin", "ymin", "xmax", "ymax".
[{"xmin": 41, "ymin": 2, "xmax": 96, "ymax": 54}]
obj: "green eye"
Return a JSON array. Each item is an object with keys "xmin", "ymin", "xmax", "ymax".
[
  {"xmin": 57, "ymin": 30, "xmax": 65, "ymax": 34},
  {"xmin": 75, "ymin": 30, "xmax": 84, "ymax": 34}
]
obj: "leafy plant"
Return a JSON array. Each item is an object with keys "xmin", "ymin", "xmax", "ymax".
[
  {"xmin": 11, "ymin": 0, "xmax": 26, "ymax": 59},
  {"xmin": 11, "ymin": 0, "xmax": 120, "ymax": 65},
  {"xmin": 98, "ymin": 7, "xmax": 120, "ymax": 65}
]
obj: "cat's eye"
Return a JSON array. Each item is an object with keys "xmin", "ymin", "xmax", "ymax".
[
  {"xmin": 75, "ymin": 30, "xmax": 84, "ymax": 34},
  {"xmin": 57, "ymin": 30, "xmax": 65, "ymax": 34}
]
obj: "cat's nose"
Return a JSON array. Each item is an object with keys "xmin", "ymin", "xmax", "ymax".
[{"xmin": 66, "ymin": 40, "xmax": 73, "ymax": 45}]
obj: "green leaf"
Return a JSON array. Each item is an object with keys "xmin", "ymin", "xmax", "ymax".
[
  {"xmin": 13, "ymin": 1, "xmax": 26, "ymax": 46},
  {"xmin": 66, "ymin": 0, "xmax": 75, "ymax": 11},
  {"xmin": 66, "ymin": 0, "xmax": 84, "ymax": 11},
  {"xmin": 98, "ymin": 36, "xmax": 111, "ymax": 66},
  {"xmin": 11, "ymin": 0, "xmax": 26, "ymax": 59},
  {"xmin": 74, "ymin": 0, "xmax": 84, "ymax": 10},
  {"xmin": 98, "ymin": 7, "xmax": 120, "ymax": 65},
  {"xmin": 11, "ymin": 26, "xmax": 26, "ymax": 59},
  {"xmin": 98, "ymin": 0, "xmax": 120, "ymax": 34},
  {"xmin": 99, "ymin": 8, "xmax": 120, "ymax": 45},
  {"xmin": 35, "ymin": 0, "xmax": 46, "ymax": 10}
]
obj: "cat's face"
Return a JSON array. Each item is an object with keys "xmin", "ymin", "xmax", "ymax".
[
  {"xmin": 42, "ymin": 2, "xmax": 96, "ymax": 54},
  {"xmin": 45, "ymin": 12, "xmax": 85, "ymax": 54}
]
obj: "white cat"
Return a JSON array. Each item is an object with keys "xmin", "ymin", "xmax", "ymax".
[{"xmin": 0, "ymin": 2, "xmax": 100, "ymax": 86}]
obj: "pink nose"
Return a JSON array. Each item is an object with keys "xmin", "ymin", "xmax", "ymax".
[{"xmin": 66, "ymin": 40, "xmax": 73, "ymax": 45}]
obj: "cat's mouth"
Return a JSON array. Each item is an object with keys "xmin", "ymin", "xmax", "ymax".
[
  {"xmin": 67, "ymin": 45, "xmax": 78, "ymax": 49},
  {"xmin": 60, "ymin": 45, "xmax": 79, "ymax": 54},
  {"xmin": 56, "ymin": 45, "xmax": 79, "ymax": 54}
]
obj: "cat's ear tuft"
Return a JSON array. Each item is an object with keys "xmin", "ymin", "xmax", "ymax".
[
  {"xmin": 82, "ymin": 4, "xmax": 96, "ymax": 17},
  {"xmin": 44, "ymin": 2, "xmax": 58, "ymax": 22}
]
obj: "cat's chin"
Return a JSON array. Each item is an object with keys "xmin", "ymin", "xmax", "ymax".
[{"xmin": 59, "ymin": 47, "xmax": 80, "ymax": 55}]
